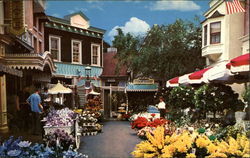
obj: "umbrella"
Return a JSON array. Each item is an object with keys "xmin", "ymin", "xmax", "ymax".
[{"xmin": 48, "ymin": 82, "xmax": 72, "ymax": 94}]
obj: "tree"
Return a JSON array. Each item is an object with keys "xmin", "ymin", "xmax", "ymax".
[
  {"xmin": 112, "ymin": 17, "xmax": 206, "ymax": 86},
  {"xmin": 112, "ymin": 28, "xmax": 142, "ymax": 78}
]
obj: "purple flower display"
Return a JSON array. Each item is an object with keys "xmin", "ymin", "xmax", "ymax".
[
  {"xmin": 44, "ymin": 129, "xmax": 76, "ymax": 151},
  {"xmin": 44, "ymin": 108, "xmax": 76, "ymax": 127}
]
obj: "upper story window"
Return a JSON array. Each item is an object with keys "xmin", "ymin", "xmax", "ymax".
[
  {"xmin": 203, "ymin": 25, "xmax": 208, "ymax": 46},
  {"xmin": 49, "ymin": 35, "xmax": 61, "ymax": 61},
  {"xmin": 210, "ymin": 22, "xmax": 221, "ymax": 44},
  {"xmin": 71, "ymin": 40, "xmax": 82, "ymax": 64},
  {"xmin": 91, "ymin": 44, "xmax": 101, "ymax": 66}
]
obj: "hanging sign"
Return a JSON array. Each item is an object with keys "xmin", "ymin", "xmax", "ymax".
[
  {"xmin": 133, "ymin": 78, "xmax": 154, "ymax": 85},
  {"xmin": 10, "ymin": 1, "xmax": 25, "ymax": 35}
]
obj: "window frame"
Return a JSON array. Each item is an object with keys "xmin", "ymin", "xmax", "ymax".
[
  {"xmin": 49, "ymin": 35, "xmax": 61, "ymax": 62},
  {"xmin": 91, "ymin": 43, "xmax": 101, "ymax": 66},
  {"xmin": 71, "ymin": 39, "xmax": 82, "ymax": 64},
  {"xmin": 210, "ymin": 21, "xmax": 221, "ymax": 44},
  {"xmin": 203, "ymin": 25, "xmax": 208, "ymax": 46}
]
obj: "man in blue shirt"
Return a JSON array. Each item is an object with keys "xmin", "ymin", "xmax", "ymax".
[{"xmin": 27, "ymin": 88, "xmax": 43, "ymax": 135}]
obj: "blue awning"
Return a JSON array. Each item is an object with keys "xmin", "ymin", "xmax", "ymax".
[
  {"xmin": 54, "ymin": 62, "xmax": 103, "ymax": 77},
  {"xmin": 126, "ymin": 83, "xmax": 158, "ymax": 92}
]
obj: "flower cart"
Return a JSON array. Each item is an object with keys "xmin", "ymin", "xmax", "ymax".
[
  {"xmin": 77, "ymin": 110, "xmax": 103, "ymax": 136},
  {"xmin": 42, "ymin": 108, "xmax": 81, "ymax": 149}
]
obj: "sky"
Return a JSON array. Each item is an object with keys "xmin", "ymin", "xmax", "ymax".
[{"xmin": 45, "ymin": 0, "xmax": 210, "ymax": 45}]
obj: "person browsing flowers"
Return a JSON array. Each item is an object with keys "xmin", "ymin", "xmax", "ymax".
[{"xmin": 157, "ymin": 96, "xmax": 166, "ymax": 119}]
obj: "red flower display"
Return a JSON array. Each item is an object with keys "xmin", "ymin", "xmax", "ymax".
[{"xmin": 131, "ymin": 117, "xmax": 170, "ymax": 130}]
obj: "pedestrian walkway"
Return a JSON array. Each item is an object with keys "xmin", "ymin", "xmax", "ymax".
[{"xmin": 78, "ymin": 121, "xmax": 141, "ymax": 158}]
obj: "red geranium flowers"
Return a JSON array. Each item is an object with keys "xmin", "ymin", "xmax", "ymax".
[{"xmin": 131, "ymin": 117, "xmax": 169, "ymax": 130}]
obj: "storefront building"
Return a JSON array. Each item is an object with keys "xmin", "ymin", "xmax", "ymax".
[
  {"xmin": 44, "ymin": 11, "xmax": 105, "ymax": 107},
  {"xmin": 0, "ymin": 0, "xmax": 55, "ymax": 132},
  {"xmin": 100, "ymin": 48, "xmax": 128, "ymax": 118}
]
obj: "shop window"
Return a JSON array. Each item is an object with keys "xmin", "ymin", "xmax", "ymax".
[
  {"xmin": 71, "ymin": 40, "xmax": 82, "ymax": 64},
  {"xmin": 49, "ymin": 35, "xmax": 61, "ymax": 61},
  {"xmin": 204, "ymin": 25, "xmax": 207, "ymax": 46},
  {"xmin": 210, "ymin": 22, "xmax": 221, "ymax": 44},
  {"xmin": 91, "ymin": 44, "xmax": 100, "ymax": 66}
]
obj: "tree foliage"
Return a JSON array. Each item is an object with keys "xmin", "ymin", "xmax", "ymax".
[{"xmin": 112, "ymin": 17, "xmax": 205, "ymax": 85}]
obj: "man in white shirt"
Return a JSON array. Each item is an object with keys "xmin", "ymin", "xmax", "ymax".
[{"xmin": 157, "ymin": 96, "xmax": 166, "ymax": 118}]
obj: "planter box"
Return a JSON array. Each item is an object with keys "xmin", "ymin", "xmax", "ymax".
[{"xmin": 43, "ymin": 125, "xmax": 74, "ymax": 135}]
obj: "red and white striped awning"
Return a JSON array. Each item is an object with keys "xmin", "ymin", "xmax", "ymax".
[
  {"xmin": 227, "ymin": 53, "xmax": 250, "ymax": 73},
  {"xmin": 203, "ymin": 61, "xmax": 232, "ymax": 83},
  {"xmin": 166, "ymin": 77, "xmax": 179, "ymax": 87},
  {"xmin": 188, "ymin": 67, "xmax": 211, "ymax": 84}
]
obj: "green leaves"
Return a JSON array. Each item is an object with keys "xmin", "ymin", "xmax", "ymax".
[
  {"xmin": 194, "ymin": 83, "xmax": 245, "ymax": 113},
  {"xmin": 112, "ymin": 17, "xmax": 205, "ymax": 85}
]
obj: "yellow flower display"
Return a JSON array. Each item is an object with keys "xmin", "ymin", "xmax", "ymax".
[
  {"xmin": 208, "ymin": 152, "xmax": 227, "ymax": 158},
  {"xmin": 207, "ymin": 143, "xmax": 217, "ymax": 154},
  {"xmin": 186, "ymin": 153, "xmax": 196, "ymax": 158},
  {"xmin": 131, "ymin": 126, "xmax": 165, "ymax": 157},
  {"xmin": 132, "ymin": 126, "xmax": 250, "ymax": 158},
  {"xmin": 195, "ymin": 135, "xmax": 211, "ymax": 148}
]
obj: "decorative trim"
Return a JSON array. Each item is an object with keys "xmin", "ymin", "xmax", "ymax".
[
  {"xmin": 45, "ymin": 22, "xmax": 104, "ymax": 39},
  {"xmin": 5, "ymin": 51, "xmax": 56, "ymax": 73}
]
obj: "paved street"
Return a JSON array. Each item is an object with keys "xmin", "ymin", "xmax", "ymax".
[{"xmin": 78, "ymin": 121, "xmax": 141, "ymax": 158}]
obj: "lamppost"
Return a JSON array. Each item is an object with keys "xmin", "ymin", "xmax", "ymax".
[
  {"xmin": 85, "ymin": 66, "xmax": 91, "ymax": 80},
  {"xmin": 85, "ymin": 66, "xmax": 92, "ymax": 89}
]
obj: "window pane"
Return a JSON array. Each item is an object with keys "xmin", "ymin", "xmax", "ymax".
[
  {"xmin": 51, "ymin": 38, "xmax": 58, "ymax": 49},
  {"xmin": 73, "ymin": 41, "xmax": 81, "ymax": 63},
  {"xmin": 211, "ymin": 33, "xmax": 220, "ymax": 44},
  {"xmin": 92, "ymin": 45, "xmax": 99, "ymax": 65},
  {"xmin": 51, "ymin": 50, "xmax": 58, "ymax": 60},
  {"xmin": 211, "ymin": 22, "xmax": 221, "ymax": 33},
  {"xmin": 204, "ymin": 25, "xmax": 207, "ymax": 46},
  {"xmin": 50, "ymin": 37, "xmax": 59, "ymax": 60}
]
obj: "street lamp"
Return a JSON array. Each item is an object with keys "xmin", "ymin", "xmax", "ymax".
[
  {"xmin": 85, "ymin": 66, "xmax": 91, "ymax": 80},
  {"xmin": 85, "ymin": 66, "xmax": 92, "ymax": 89}
]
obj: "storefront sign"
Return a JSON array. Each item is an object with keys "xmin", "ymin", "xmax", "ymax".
[
  {"xmin": 10, "ymin": 1, "xmax": 25, "ymax": 35},
  {"xmin": 133, "ymin": 78, "xmax": 154, "ymax": 85}
]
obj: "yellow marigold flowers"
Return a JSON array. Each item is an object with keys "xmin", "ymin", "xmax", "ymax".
[
  {"xmin": 195, "ymin": 135, "xmax": 211, "ymax": 148},
  {"xmin": 146, "ymin": 126, "xmax": 165, "ymax": 149},
  {"xmin": 243, "ymin": 154, "xmax": 250, "ymax": 158},
  {"xmin": 208, "ymin": 152, "xmax": 227, "ymax": 158},
  {"xmin": 132, "ymin": 126, "xmax": 250, "ymax": 158},
  {"xmin": 207, "ymin": 143, "xmax": 217, "ymax": 154},
  {"xmin": 132, "ymin": 126, "xmax": 165, "ymax": 157},
  {"xmin": 186, "ymin": 153, "xmax": 196, "ymax": 158}
]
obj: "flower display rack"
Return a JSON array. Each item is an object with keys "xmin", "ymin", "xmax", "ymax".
[{"xmin": 82, "ymin": 131, "xmax": 98, "ymax": 136}]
